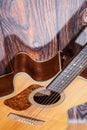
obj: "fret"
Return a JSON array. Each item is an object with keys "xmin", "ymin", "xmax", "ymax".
[{"xmin": 47, "ymin": 45, "xmax": 87, "ymax": 93}]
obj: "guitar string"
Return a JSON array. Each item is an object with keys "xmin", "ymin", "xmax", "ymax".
[
  {"xmin": 28, "ymin": 51, "xmax": 87, "ymax": 118},
  {"xmin": 2, "ymin": 23, "xmax": 87, "ymax": 118},
  {"xmin": 46, "ymin": 47, "xmax": 85, "ymax": 92},
  {"xmin": 52, "ymin": 56, "xmax": 87, "ymax": 93},
  {"xmin": 45, "ymin": 48, "xmax": 84, "ymax": 90}
]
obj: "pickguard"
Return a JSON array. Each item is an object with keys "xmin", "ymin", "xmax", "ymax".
[{"xmin": 4, "ymin": 84, "xmax": 41, "ymax": 111}]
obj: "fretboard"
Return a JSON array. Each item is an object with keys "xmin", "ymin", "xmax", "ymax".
[{"xmin": 47, "ymin": 45, "xmax": 87, "ymax": 93}]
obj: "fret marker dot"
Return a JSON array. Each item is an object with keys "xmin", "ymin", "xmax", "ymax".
[
  {"xmin": 79, "ymin": 66, "xmax": 83, "ymax": 69},
  {"xmin": 62, "ymin": 81, "xmax": 64, "ymax": 83},
  {"xmin": 73, "ymin": 64, "xmax": 76, "ymax": 66}
]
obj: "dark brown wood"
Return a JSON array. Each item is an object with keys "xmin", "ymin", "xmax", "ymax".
[
  {"xmin": 80, "ymin": 68, "xmax": 87, "ymax": 79},
  {"xmin": 0, "ymin": 73, "xmax": 14, "ymax": 97},
  {"xmin": 47, "ymin": 45, "xmax": 87, "ymax": 93},
  {"xmin": 60, "ymin": 43, "xmax": 83, "ymax": 69},
  {"xmin": 0, "ymin": 0, "xmax": 86, "ymax": 76},
  {"xmin": 14, "ymin": 52, "xmax": 60, "ymax": 81},
  {"xmin": 58, "ymin": 1, "xmax": 87, "ymax": 50}
]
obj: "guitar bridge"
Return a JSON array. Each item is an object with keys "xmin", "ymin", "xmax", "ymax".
[{"xmin": 8, "ymin": 113, "xmax": 45, "ymax": 125}]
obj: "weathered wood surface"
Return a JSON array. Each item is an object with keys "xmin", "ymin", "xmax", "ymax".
[
  {"xmin": 68, "ymin": 102, "xmax": 87, "ymax": 124},
  {"xmin": 0, "ymin": 0, "xmax": 86, "ymax": 76},
  {"xmin": 67, "ymin": 102, "xmax": 87, "ymax": 130}
]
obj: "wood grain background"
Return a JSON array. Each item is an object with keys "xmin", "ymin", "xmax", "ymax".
[{"xmin": 0, "ymin": 0, "xmax": 86, "ymax": 76}]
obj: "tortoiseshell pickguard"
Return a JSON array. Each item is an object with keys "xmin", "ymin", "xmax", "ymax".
[{"xmin": 4, "ymin": 85, "xmax": 41, "ymax": 111}]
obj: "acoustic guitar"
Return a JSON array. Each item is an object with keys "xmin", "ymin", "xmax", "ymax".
[
  {"xmin": 0, "ymin": 1, "xmax": 87, "ymax": 130},
  {"xmin": 0, "ymin": 44, "xmax": 87, "ymax": 130}
]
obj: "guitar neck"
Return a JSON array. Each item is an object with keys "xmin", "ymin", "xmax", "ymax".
[{"xmin": 47, "ymin": 44, "xmax": 87, "ymax": 93}]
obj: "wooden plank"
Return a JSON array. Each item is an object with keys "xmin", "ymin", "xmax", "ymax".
[
  {"xmin": 0, "ymin": 0, "xmax": 86, "ymax": 76},
  {"xmin": 67, "ymin": 102, "xmax": 87, "ymax": 130}
]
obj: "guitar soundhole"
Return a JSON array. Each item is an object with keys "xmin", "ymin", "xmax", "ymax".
[{"xmin": 33, "ymin": 90, "xmax": 61, "ymax": 105}]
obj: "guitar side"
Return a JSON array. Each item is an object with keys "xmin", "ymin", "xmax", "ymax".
[{"xmin": 0, "ymin": 72, "xmax": 87, "ymax": 130}]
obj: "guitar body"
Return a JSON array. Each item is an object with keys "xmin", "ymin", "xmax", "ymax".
[{"xmin": 0, "ymin": 73, "xmax": 87, "ymax": 130}]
